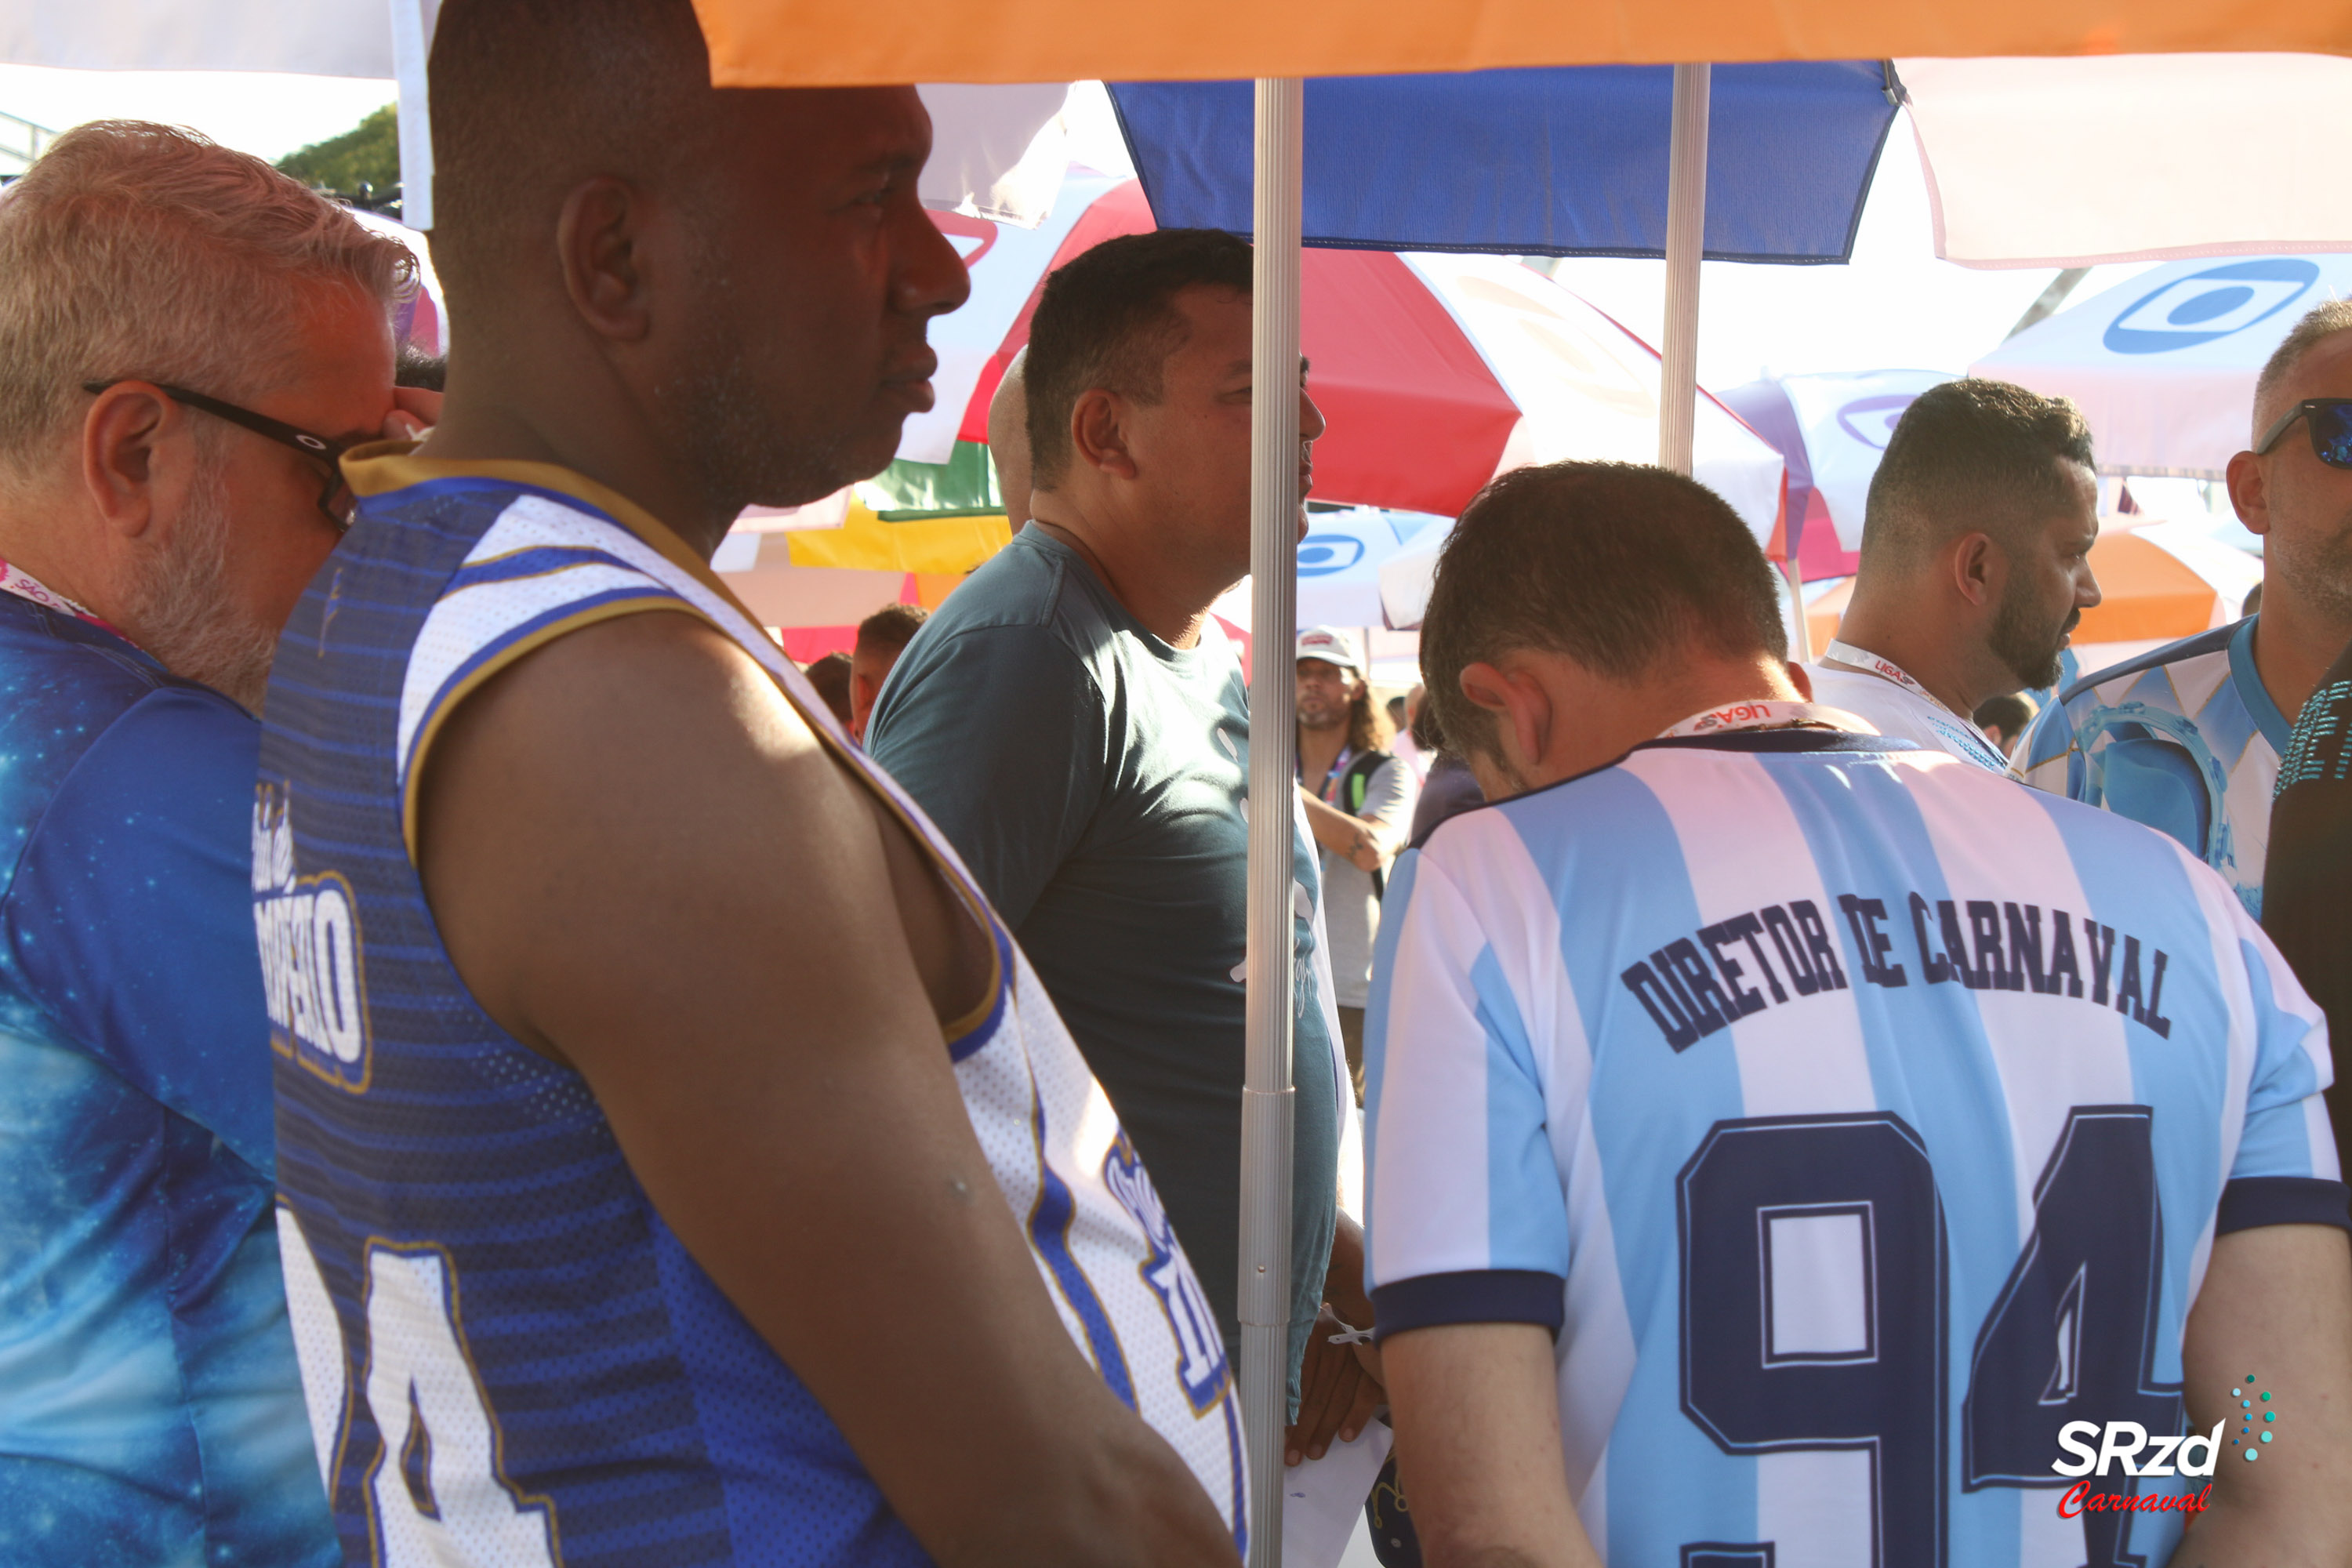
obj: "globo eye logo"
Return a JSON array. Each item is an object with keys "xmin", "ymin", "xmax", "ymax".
[
  {"xmin": 1835, "ymin": 394, "xmax": 1920, "ymax": 452},
  {"xmin": 2103, "ymin": 259, "xmax": 2319, "ymax": 356},
  {"xmin": 1297, "ymin": 533, "xmax": 1366, "ymax": 576}
]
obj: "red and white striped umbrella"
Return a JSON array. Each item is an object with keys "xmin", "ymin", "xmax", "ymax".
[{"xmin": 911, "ymin": 169, "xmax": 1787, "ymax": 543}]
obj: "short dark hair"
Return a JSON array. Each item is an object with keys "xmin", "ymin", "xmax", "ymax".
[
  {"xmin": 803, "ymin": 650, "xmax": 853, "ymax": 726},
  {"xmin": 396, "ymin": 344, "xmax": 446, "ymax": 390},
  {"xmin": 428, "ymin": 0, "xmax": 714, "ymax": 323},
  {"xmin": 1862, "ymin": 379, "xmax": 2095, "ymax": 572},
  {"xmin": 855, "ymin": 602, "xmax": 927, "ymax": 657},
  {"xmin": 1421, "ymin": 462, "xmax": 1787, "ymax": 761},
  {"xmin": 1025, "ymin": 228, "xmax": 1253, "ymax": 490},
  {"xmin": 1972, "ymin": 691, "xmax": 2036, "ymax": 739}
]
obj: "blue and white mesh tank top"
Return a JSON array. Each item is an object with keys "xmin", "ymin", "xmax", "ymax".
[{"xmin": 256, "ymin": 449, "xmax": 1247, "ymax": 1566}]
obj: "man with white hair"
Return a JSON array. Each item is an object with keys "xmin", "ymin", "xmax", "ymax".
[
  {"xmin": 0, "ymin": 121, "xmax": 423, "ymax": 1565},
  {"xmin": 2021, "ymin": 299, "xmax": 2352, "ymax": 915}
]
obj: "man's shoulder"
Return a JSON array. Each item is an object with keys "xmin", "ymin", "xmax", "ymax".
[
  {"xmin": 0, "ymin": 601, "xmax": 250, "ymax": 868},
  {"xmin": 882, "ymin": 535, "xmax": 1120, "ymax": 701},
  {"xmin": 913, "ymin": 532, "xmax": 1120, "ymax": 652}
]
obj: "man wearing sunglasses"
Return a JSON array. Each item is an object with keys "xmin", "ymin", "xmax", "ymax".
[
  {"xmin": 2020, "ymin": 299, "xmax": 2352, "ymax": 917},
  {"xmin": 0, "ymin": 122, "xmax": 428, "ymax": 1566}
]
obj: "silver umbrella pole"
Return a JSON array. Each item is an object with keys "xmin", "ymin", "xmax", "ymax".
[
  {"xmin": 1659, "ymin": 62, "xmax": 1711, "ymax": 476},
  {"xmin": 1240, "ymin": 72, "xmax": 1303, "ymax": 1568}
]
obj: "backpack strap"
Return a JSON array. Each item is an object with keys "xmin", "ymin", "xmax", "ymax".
[{"xmin": 1337, "ymin": 750, "xmax": 1392, "ymax": 898}]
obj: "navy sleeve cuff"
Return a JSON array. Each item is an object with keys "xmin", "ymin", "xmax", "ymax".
[
  {"xmin": 1371, "ymin": 1269, "xmax": 1566, "ymax": 1342},
  {"xmin": 2216, "ymin": 1176, "xmax": 2352, "ymax": 1235}
]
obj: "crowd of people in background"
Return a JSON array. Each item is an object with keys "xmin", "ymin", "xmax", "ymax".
[{"xmin": 2, "ymin": 2, "xmax": 2349, "ymax": 1564}]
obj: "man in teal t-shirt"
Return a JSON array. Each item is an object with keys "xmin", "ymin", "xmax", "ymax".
[{"xmin": 869, "ymin": 230, "xmax": 1380, "ymax": 1461}]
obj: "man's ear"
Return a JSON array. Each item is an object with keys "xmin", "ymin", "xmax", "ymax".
[
  {"xmin": 1459, "ymin": 659, "xmax": 1551, "ymax": 779},
  {"xmin": 556, "ymin": 176, "xmax": 653, "ymax": 344},
  {"xmin": 1068, "ymin": 388, "xmax": 1138, "ymax": 481},
  {"xmin": 1784, "ymin": 659, "xmax": 1814, "ymax": 701},
  {"xmin": 2226, "ymin": 449, "xmax": 2270, "ymax": 539},
  {"xmin": 1951, "ymin": 531, "xmax": 1998, "ymax": 608},
  {"xmin": 81, "ymin": 382, "xmax": 188, "ymax": 543}
]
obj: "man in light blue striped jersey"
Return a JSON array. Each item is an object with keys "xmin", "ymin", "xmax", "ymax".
[{"xmin": 1365, "ymin": 460, "xmax": 2352, "ymax": 1568}]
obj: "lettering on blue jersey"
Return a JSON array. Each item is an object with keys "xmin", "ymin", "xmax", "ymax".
[
  {"xmin": 1937, "ymin": 901, "xmax": 1976, "ymax": 989},
  {"xmin": 1623, "ymin": 960, "xmax": 1700, "ymax": 1051},
  {"xmin": 1629, "ymin": 891, "xmax": 2177, "ymax": 1047},
  {"xmin": 1966, "ymin": 902, "xmax": 2013, "ymax": 990},
  {"xmin": 1911, "ymin": 894, "xmax": 1954, "ymax": 985},
  {"xmin": 253, "ymin": 782, "xmax": 372, "ymax": 1091},
  {"xmin": 1699, "ymin": 916, "xmax": 1777, "ymax": 1015},
  {"xmin": 2114, "ymin": 937, "xmax": 2174, "ymax": 1038},
  {"xmin": 1102, "ymin": 1133, "xmax": 1230, "ymax": 1414},
  {"xmin": 2049, "ymin": 911, "xmax": 2085, "ymax": 997},
  {"xmin": 1791, "ymin": 900, "xmax": 1848, "ymax": 989},
  {"xmin": 1837, "ymin": 895, "xmax": 1909, "ymax": 986},
  {"xmin": 1759, "ymin": 900, "xmax": 1842, "ymax": 995},
  {"xmin": 2085, "ymin": 920, "xmax": 2119, "ymax": 1006},
  {"xmin": 2006, "ymin": 903, "xmax": 2049, "ymax": 994},
  {"xmin": 1661, "ymin": 939, "xmax": 1735, "ymax": 1032}
]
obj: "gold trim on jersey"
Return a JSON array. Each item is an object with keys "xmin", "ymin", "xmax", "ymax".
[
  {"xmin": 398, "ymin": 597, "xmax": 691, "ymax": 858},
  {"xmin": 354, "ymin": 445, "xmax": 1005, "ymax": 1051}
]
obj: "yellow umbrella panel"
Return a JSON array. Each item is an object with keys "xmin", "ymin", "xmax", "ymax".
[{"xmin": 717, "ymin": 499, "xmax": 1014, "ymax": 661}]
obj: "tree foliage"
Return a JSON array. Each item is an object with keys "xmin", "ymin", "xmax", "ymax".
[{"xmin": 276, "ymin": 103, "xmax": 400, "ymax": 205}]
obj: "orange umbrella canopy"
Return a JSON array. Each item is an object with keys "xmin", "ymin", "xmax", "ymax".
[
  {"xmin": 689, "ymin": 0, "xmax": 2352, "ymax": 87},
  {"xmin": 1806, "ymin": 528, "xmax": 2251, "ymax": 654}
]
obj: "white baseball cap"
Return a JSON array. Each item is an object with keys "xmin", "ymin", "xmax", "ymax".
[{"xmin": 1295, "ymin": 626, "xmax": 1363, "ymax": 675}]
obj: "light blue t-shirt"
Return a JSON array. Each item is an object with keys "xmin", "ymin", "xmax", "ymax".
[
  {"xmin": 1367, "ymin": 723, "xmax": 2343, "ymax": 1568},
  {"xmin": 869, "ymin": 525, "xmax": 1339, "ymax": 1383},
  {"xmin": 0, "ymin": 594, "xmax": 334, "ymax": 1567}
]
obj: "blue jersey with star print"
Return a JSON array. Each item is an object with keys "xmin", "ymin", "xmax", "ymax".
[{"xmin": 0, "ymin": 593, "xmax": 335, "ymax": 1567}]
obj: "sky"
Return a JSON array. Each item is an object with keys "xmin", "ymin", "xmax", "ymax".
[
  {"xmin": 0, "ymin": 63, "xmax": 393, "ymax": 164},
  {"xmin": 0, "ymin": 67, "xmax": 2169, "ymax": 408}
]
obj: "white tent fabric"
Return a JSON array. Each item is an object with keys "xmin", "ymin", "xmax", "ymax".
[
  {"xmin": 1900, "ymin": 54, "xmax": 2352, "ymax": 269},
  {"xmin": 0, "ymin": 0, "xmax": 391, "ymax": 76},
  {"xmin": 1971, "ymin": 253, "xmax": 2352, "ymax": 477}
]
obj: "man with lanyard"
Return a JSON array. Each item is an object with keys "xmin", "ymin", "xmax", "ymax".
[
  {"xmin": 1807, "ymin": 379, "xmax": 2102, "ymax": 771},
  {"xmin": 2021, "ymin": 300, "xmax": 2352, "ymax": 916},
  {"xmin": 0, "ymin": 122, "xmax": 426, "ymax": 1566},
  {"xmin": 1366, "ymin": 460, "xmax": 2352, "ymax": 1568},
  {"xmin": 1294, "ymin": 625, "xmax": 1417, "ymax": 1099}
]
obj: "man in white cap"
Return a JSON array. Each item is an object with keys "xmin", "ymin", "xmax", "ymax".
[{"xmin": 1295, "ymin": 625, "xmax": 1417, "ymax": 1097}]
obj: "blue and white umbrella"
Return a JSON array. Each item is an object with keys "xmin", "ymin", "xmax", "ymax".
[{"xmin": 1973, "ymin": 255, "xmax": 2352, "ymax": 479}]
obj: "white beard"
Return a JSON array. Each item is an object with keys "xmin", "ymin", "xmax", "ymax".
[{"xmin": 121, "ymin": 460, "xmax": 281, "ymax": 713}]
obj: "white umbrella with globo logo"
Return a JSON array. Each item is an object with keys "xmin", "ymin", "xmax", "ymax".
[{"xmin": 1973, "ymin": 255, "xmax": 2352, "ymax": 480}]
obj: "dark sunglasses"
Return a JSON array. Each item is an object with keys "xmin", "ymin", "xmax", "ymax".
[
  {"xmin": 82, "ymin": 379, "xmax": 359, "ymax": 530},
  {"xmin": 2253, "ymin": 397, "xmax": 2352, "ymax": 470}
]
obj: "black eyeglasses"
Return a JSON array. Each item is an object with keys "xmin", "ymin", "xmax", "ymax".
[
  {"xmin": 82, "ymin": 379, "xmax": 359, "ymax": 530},
  {"xmin": 2253, "ymin": 397, "xmax": 2352, "ymax": 470}
]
